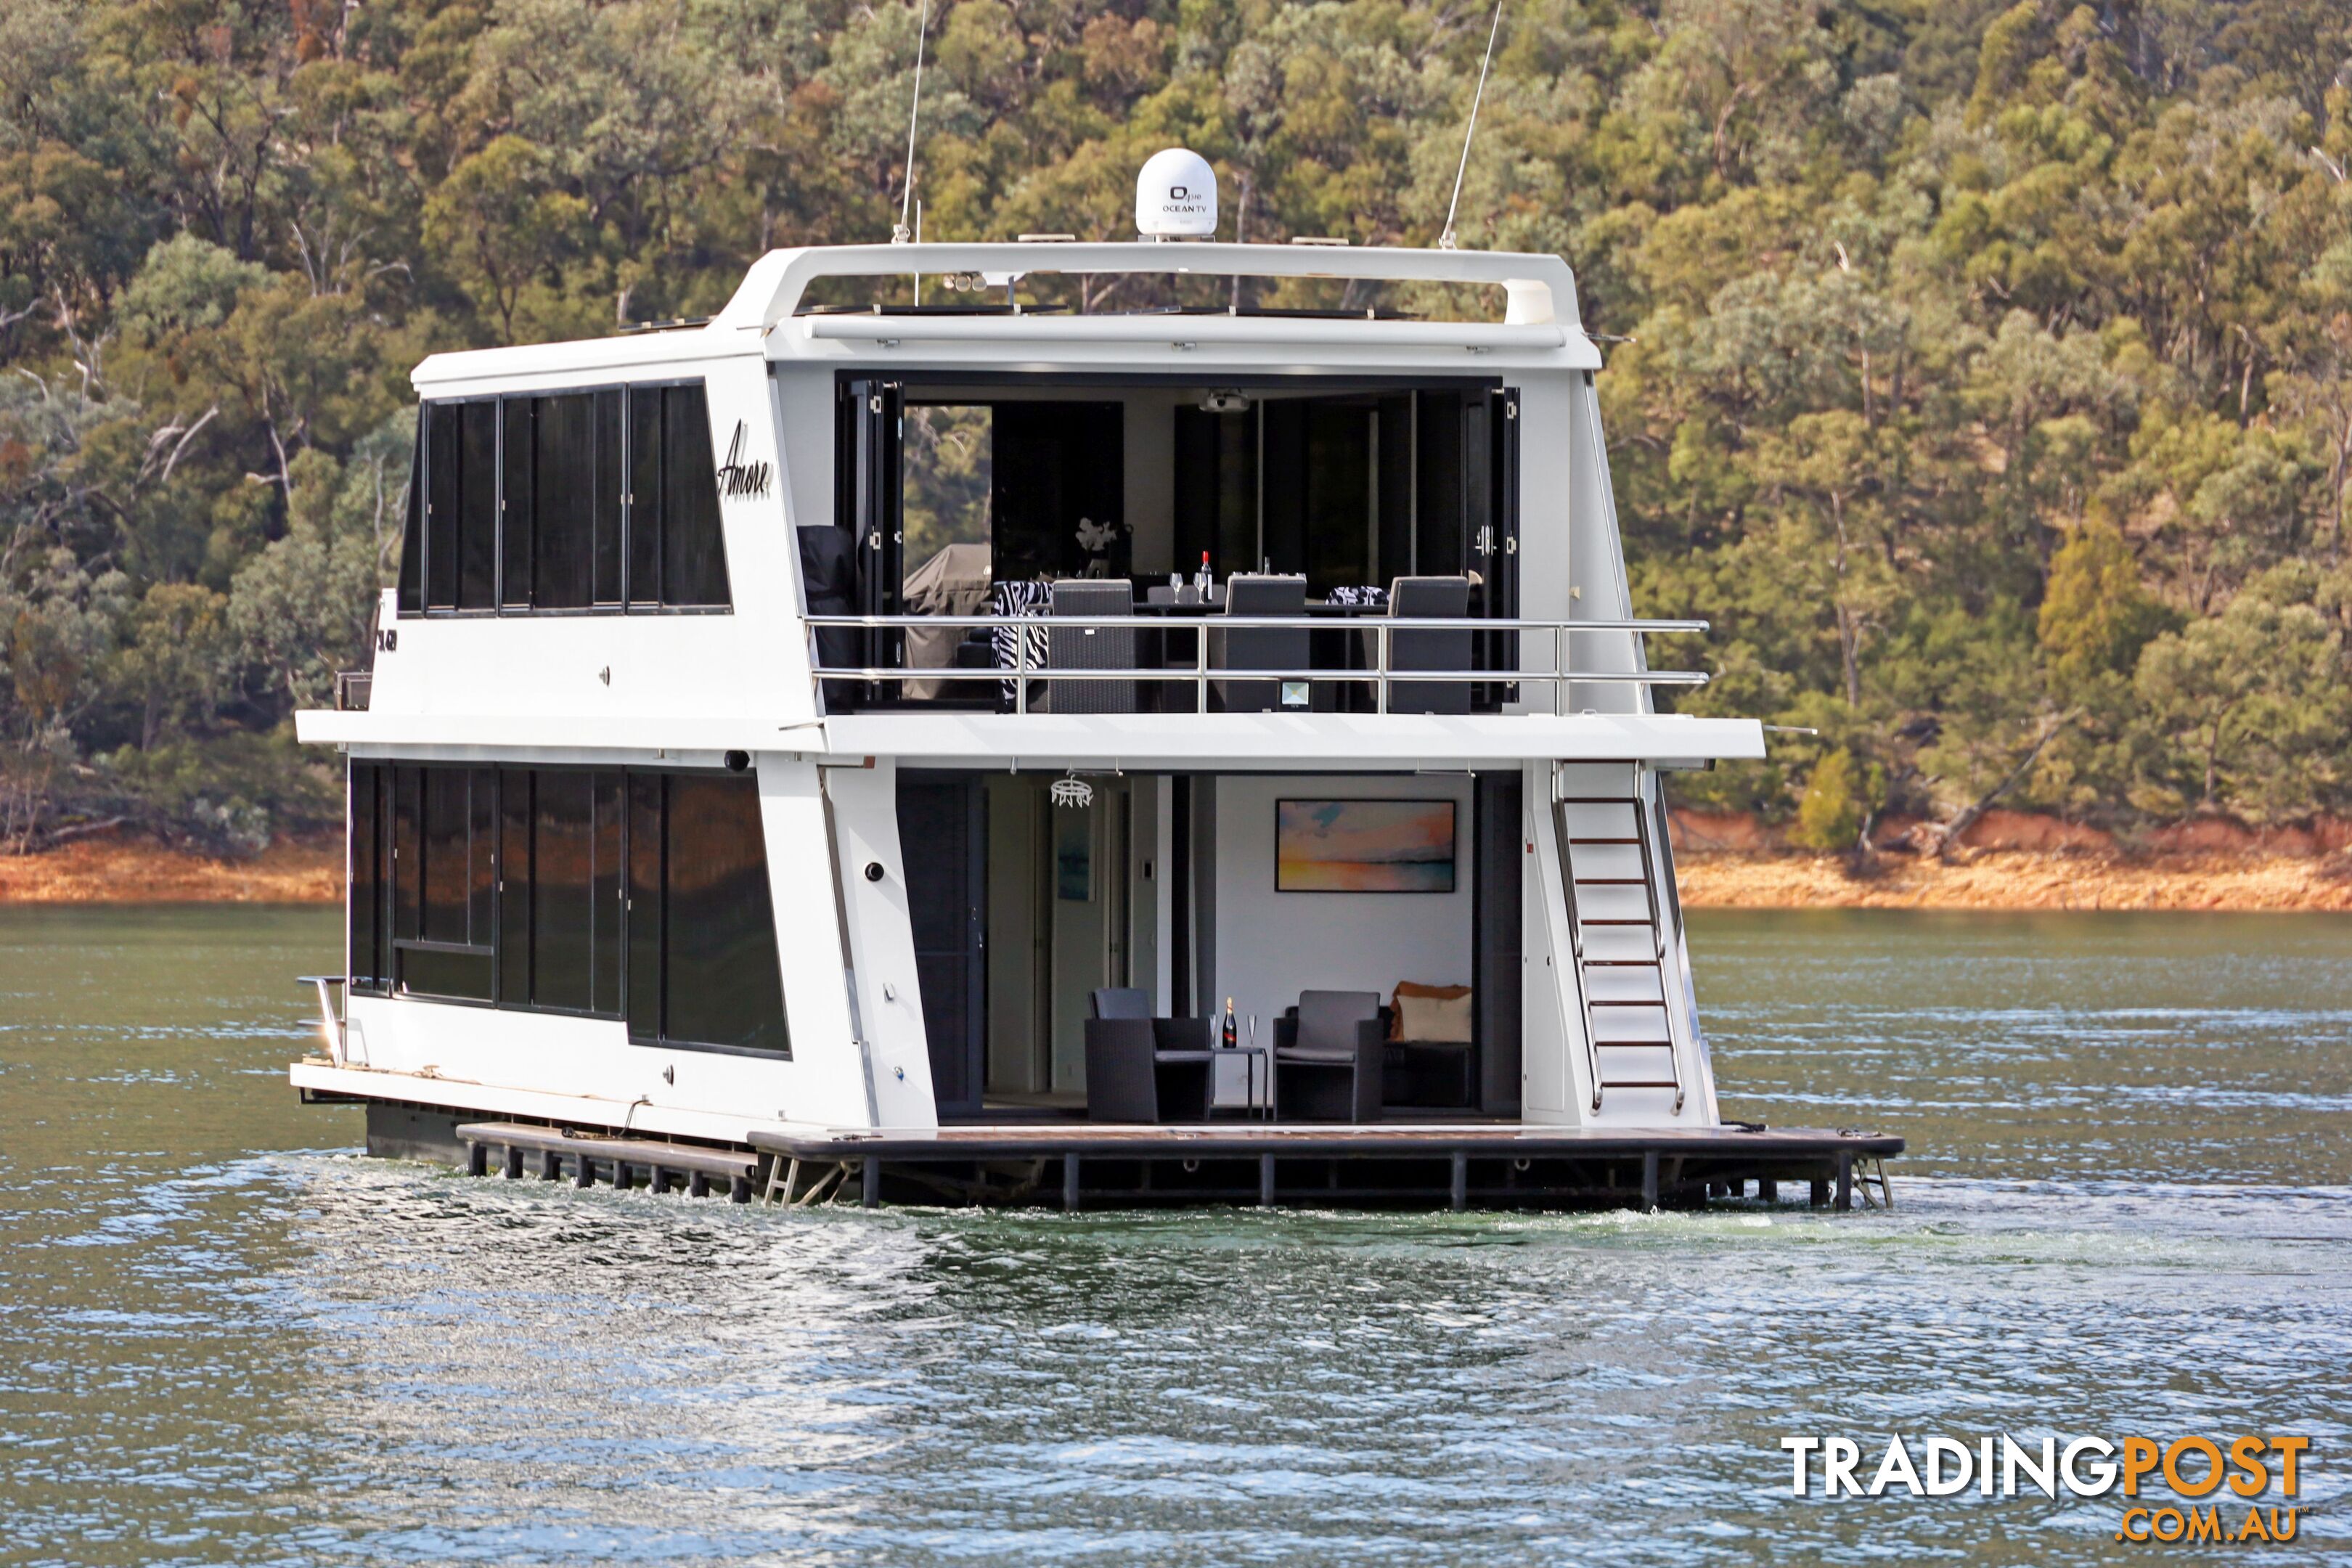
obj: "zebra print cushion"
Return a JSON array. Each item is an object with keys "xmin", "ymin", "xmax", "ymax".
[{"xmin": 988, "ymin": 580, "xmax": 1053, "ymax": 707}]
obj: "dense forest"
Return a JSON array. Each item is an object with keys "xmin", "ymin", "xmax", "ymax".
[{"xmin": 0, "ymin": 0, "xmax": 2345, "ymax": 852}]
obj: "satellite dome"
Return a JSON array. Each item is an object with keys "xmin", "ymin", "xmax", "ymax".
[{"xmin": 1136, "ymin": 149, "xmax": 1217, "ymax": 240}]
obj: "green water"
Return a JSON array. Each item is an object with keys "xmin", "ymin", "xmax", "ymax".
[{"xmin": 0, "ymin": 906, "xmax": 2345, "ymax": 1565}]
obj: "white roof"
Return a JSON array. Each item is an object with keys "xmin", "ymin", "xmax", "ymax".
[{"xmin": 412, "ymin": 241, "xmax": 1598, "ymax": 391}]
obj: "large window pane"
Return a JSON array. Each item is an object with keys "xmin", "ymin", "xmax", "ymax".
[
  {"xmin": 533, "ymin": 394, "xmax": 595, "ymax": 609},
  {"xmin": 902, "ymin": 404, "xmax": 992, "ymax": 560},
  {"xmin": 348, "ymin": 763, "xmax": 382, "ymax": 993},
  {"xmin": 403, "ymin": 946, "xmax": 492, "ymax": 1000},
  {"xmin": 592, "ymin": 774, "xmax": 624, "ymax": 1016},
  {"xmin": 397, "ymin": 430, "xmax": 423, "ymax": 615},
  {"xmin": 467, "ymin": 766, "xmax": 495, "ymax": 941},
  {"xmin": 425, "ymin": 405, "xmax": 460, "ymax": 610},
  {"xmin": 533, "ymin": 769, "xmax": 595, "ymax": 1013},
  {"xmin": 391, "ymin": 765, "xmax": 420, "ymax": 940},
  {"xmin": 626, "ymin": 773, "xmax": 662, "ymax": 1040},
  {"xmin": 498, "ymin": 769, "xmax": 530, "ymax": 1006},
  {"xmin": 661, "ymin": 387, "xmax": 730, "ymax": 607},
  {"xmin": 593, "ymin": 389, "xmax": 624, "ymax": 605},
  {"xmin": 627, "ymin": 388, "xmax": 663, "ymax": 606},
  {"xmin": 458, "ymin": 401, "xmax": 498, "ymax": 610},
  {"xmin": 661, "ymin": 775, "xmax": 788, "ymax": 1055},
  {"xmin": 420, "ymin": 768, "xmax": 472, "ymax": 944},
  {"xmin": 401, "ymin": 764, "xmax": 494, "ymax": 1000},
  {"xmin": 501, "ymin": 399, "xmax": 534, "ymax": 608}
]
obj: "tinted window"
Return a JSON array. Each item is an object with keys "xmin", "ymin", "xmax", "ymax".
[
  {"xmin": 661, "ymin": 775, "xmax": 788, "ymax": 1055},
  {"xmin": 348, "ymin": 763, "xmax": 383, "ymax": 993},
  {"xmin": 534, "ymin": 393, "xmax": 596, "ymax": 609},
  {"xmin": 627, "ymin": 390, "xmax": 663, "ymax": 605},
  {"xmin": 501, "ymin": 399, "xmax": 533, "ymax": 608},
  {"xmin": 594, "ymin": 389, "xmax": 624, "ymax": 605},
  {"xmin": 412, "ymin": 385, "xmax": 729, "ymax": 616},
  {"xmin": 530, "ymin": 769, "xmax": 623, "ymax": 1017},
  {"xmin": 661, "ymin": 388, "xmax": 730, "ymax": 607},
  {"xmin": 592, "ymin": 775, "xmax": 624, "ymax": 1016},
  {"xmin": 458, "ymin": 402, "xmax": 498, "ymax": 610},
  {"xmin": 425, "ymin": 404, "xmax": 460, "ymax": 610},
  {"xmin": 626, "ymin": 773, "xmax": 663, "ymax": 1040},
  {"xmin": 533, "ymin": 769, "xmax": 595, "ymax": 1013},
  {"xmin": 401, "ymin": 765, "xmax": 494, "ymax": 1000},
  {"xmin": 391, "ymin": 764, "xmax": 420, "ymax": 939},
  {"xmin": 397, "ymin": 434, "xmax": 423, "ymax": 615},
  {"xmin": 420, "ymin": 767, "xmax": 473, "ymax": 944},
  {"xmin": 498, "ymin": 769, "xmax": 531, "ymax": 1005},
  {"xmin": 356, "ymin": 764, "xmax": 776, "ymax": 1041}
]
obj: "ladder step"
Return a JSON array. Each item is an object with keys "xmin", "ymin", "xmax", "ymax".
[{"xmin": 1597, "ymin": 1079, "xmax": 1681, "ymax": 1090}]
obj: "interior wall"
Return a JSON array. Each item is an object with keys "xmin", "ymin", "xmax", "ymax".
[
  {"xmin": 1125, "ymin": 389, "xmax": 1182, "ymax": 576},
  {"xmin": 1211, "ymin": 774, "xmax": 1474, "ymax": 1050},
  {"xmin": 1047, "ymin": 778, "xmax": 1134, "ymax": 1091},
  {"xmin": 984, "ymin": 775, "xmax": 1043, "ymax": 1094}
]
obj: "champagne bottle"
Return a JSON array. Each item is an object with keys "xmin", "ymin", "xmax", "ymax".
[{"xmin": 1222, "ymin": 995, "xmax": 1238, "ymax": 1050}]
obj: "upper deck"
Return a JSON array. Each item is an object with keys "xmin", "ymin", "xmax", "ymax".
[{"xmin": 299, "ymin": 240, "xmax": 1762, "ymax": 768}]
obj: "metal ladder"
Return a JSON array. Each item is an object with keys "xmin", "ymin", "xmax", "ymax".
[{"xmin": 1556, "ymin": 795, "xmax": 1685, "ymax": 1113}]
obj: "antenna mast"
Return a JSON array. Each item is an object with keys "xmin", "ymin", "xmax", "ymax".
[
  {"xmin": 1438, "ymin": 0, "xmax": 1506, "ymax": 251},
  {"xmin": 894, "ymin": 0, "xmax": 931, "ymax": 244}
]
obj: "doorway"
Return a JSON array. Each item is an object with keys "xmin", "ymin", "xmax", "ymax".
[{"xmin": 975, "ymin": 773, "xmax": 1140, "ymax": 1108}]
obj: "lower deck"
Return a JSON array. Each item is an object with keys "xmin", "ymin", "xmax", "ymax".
[
  {"xmin": 757, "ymin": 1122, "xmax": 1903, "ymax": 1210},
  {"xmin": 395, "ymin": 1104, "xmax": 1903, "ymax": 1213}
]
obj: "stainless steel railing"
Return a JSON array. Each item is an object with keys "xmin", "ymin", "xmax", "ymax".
[
  {"xmin": 804, "ymin": 613, "xmax": 1708, "ymax": 714},
  {"xmin": 297, "ymin": 973, "xmax": 348, "ymax": 1064}
]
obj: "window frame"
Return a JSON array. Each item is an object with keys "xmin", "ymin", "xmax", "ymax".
[{"xmin": 398, "ymin": 379, "xmax": 735, "ymax": 620}]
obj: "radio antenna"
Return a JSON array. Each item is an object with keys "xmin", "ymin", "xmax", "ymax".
[
  {"xmin": 894, "ymin": 0, "xmax": 931, "ymax": 243},
  {"xmin": 1438, "ymin": 0, "xmax": 1506, "ymax": 251}
]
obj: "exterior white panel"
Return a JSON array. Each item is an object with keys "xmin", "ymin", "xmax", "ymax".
[
  {"xmin": 338, "ymin": 994, "xmax": 791, "ymax": 1127},
  {"xmin": 822, "ymin": 760, "xmax": 941, "ymax": 1128},
  {"xmin": 1522, "ymin": 777, "xmax": 1579, "ymax": 1122},
  {"xmin": 760, "ymin": 756, "xmax": 872, "ymax": 1127}
]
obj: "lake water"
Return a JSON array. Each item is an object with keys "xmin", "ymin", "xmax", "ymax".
[{"xmin": 1, "ymin": 906, "xmax": 2345, "ymax": 1566}]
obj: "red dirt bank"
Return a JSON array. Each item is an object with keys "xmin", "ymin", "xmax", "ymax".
[{"xmin": 3, "ymin": 819, "xmax": 2347, "ymax": 912}]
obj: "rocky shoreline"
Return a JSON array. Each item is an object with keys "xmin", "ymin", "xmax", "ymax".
[
  {"xmin": 2, "ymin": 823, "xmax": 2348, "ymax": 913},
  {"xmin": 0, "ymin": 835, "xmax": 340, "ymax": 904},
  {"xmin": 1672, "ymin": 849, "xmax": 2352, "ymax": 912},
  {"xmin": 1666, "ymin": 807, "xmax": 2352, "ymax": 912}
]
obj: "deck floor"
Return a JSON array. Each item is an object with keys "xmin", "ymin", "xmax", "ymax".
[
  {"xmin": 755, "ymin": 1122, "xmax": 1903, "ymax": 1160},
  {"xmin": 748, "ymin": 1122, "xmax": 1904, "ymax": 1211}
]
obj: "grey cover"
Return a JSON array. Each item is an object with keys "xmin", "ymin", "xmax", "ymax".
[{"xmin": 902, "ymin": 542, "xmax": 992, "ymax": 698}]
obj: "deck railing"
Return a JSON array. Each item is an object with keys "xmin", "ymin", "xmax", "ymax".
[{"xmin": 804, "ymin": 613, "xmax": 1708, "ymax": 714}]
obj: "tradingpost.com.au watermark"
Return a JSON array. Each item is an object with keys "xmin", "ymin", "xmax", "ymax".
[{"xmin": 1782, "ymin": 1434, "xmax": 2309, "ymax": 1545}]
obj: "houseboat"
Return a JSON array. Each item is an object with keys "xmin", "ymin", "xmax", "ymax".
[{"xmin": 291, "ymin": 155, "xmax": 1900, "ymax": 1210}]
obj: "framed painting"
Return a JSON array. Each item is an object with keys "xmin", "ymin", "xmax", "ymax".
[{"xmin": 1275, "ymin": 799, "xmax": 1457, "ymax": 892}]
